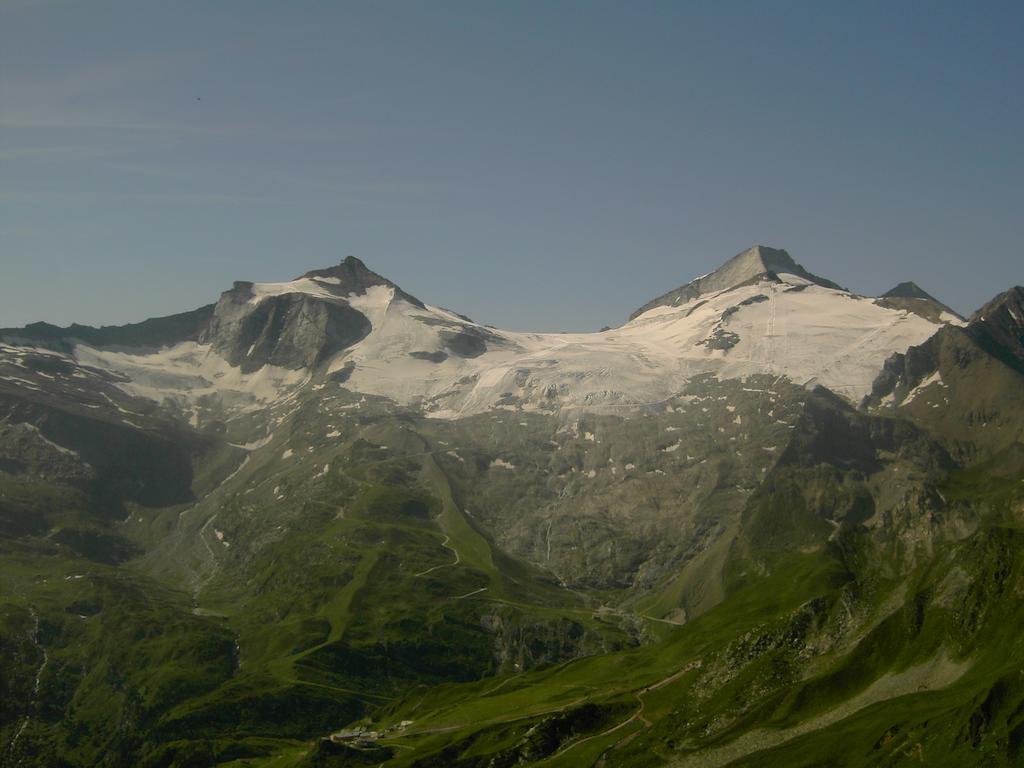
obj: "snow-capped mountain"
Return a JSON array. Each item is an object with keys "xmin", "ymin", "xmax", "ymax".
[
  {"xmin": 1, "ymin": 246, "xmax": 961, "ymax": 426},
  {"xmin": 3, "ymin": 245, "xmax": 1022, "ymax": 768},
  {"xmin": 627, "ymin": 244, "xmax": 847, "ymax": 319}
]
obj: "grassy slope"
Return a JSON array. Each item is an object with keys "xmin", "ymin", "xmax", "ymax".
[
  {"xmin": 90, "ymin": 403, "xmax": 636, "ymax": 766},
  {"xmin": 4, "ymin": 376, "xmax": 1023, "ymax": 768},
  {"xmin": 366, "ymin": 463, "xmax": 1024, "ymax": 768}
]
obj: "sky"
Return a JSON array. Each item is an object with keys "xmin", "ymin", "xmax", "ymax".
[{"xmin": 1, "ymin": 1, "xmax": 1021, "ymax": 331}]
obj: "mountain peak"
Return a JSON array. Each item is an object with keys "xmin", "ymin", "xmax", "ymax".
[
  {"xmin": 731, "ymin": 244, "xmax": 797, "ymax": 271},
  {"xmin": 198, "ymin": 257, "xmax": 425, "ymax": 374},
  {"xmin": 882, "ymin": 281, "xmax": 939, "ymax": 301},
  {"xmin": 877, "ymin": 281, "xmax": 962, "ymax": 322},
  {"xmin": 704, "ymin": 245, "xmax": 803, "ymax": 288},
  {"xmin": 299, "ymin": 255, "xmax": 371, "ymax": 281},
  {"xmin": 299, "ymin": 256, "xmax": 425, "ymax": 308},
  {"xmin": 629, "ymin": 245, "xmax": 844, "ymax": 320}
]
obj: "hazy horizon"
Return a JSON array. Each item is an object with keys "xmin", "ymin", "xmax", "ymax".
[{"xmin": 2, "ymin": 1, "xmax": 1022, "ymax": 331}]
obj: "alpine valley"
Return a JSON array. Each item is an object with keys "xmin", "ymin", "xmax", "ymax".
[{"xmin": 1, "ymin": 245, "xmax": 1022, "ymax": 768}]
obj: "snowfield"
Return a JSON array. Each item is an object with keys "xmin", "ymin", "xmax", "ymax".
[
  {"xmin": 331, "ymin": 276, "xmax": 946, "ymax": 415},
  {"xmin": 68, "ymin": 272, "xmax": 949, "ymax": 420},
  {"xmin": 245, "ymin": 276, "xmax": 346, "ymax": 304}
]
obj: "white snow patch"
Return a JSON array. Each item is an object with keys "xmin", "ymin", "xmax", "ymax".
[
  {"xmin": 247, "ymin": 277, "xmax": 343, "ymax": 304},
  {"xmin": 905, "ymin": 371, "xmax": 944, "ymax": 403},
  {"xmin": 74, "ymin": 342, "xmax": 310, "ymax": 418},
  {"xmin": 230, "ymin": 433, "xmax": 274, "ymax": 451},
  {"xmin": 221, "ymin": 455, "xmax": 251, "ymax": 485}
]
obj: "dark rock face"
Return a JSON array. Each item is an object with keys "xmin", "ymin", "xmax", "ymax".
[
  {"xmin": 870, "ymin": 334, "xmax": 944, "ymax": 404},
  {"xmin": 200, "ymin": 256, "xmax": 430, "ymax": 372},
  {"xmin": 868, "ymin": 287, "xmax": 1024, "ymax": 463},
  {"xmin": 741, "ymin": 386, "xmax": 957, "ymax": 559},
  {"xmin": 0, "ymin": 392, "xmax": 203, "ymax": 524},
  {"xmin": 701, "ymin": 329, "xmax": 741, "ymax": 350},
  {"xmin": 967, "ymin": 286, "xmax": 1024, "ymax": 375},
  {"xmin": 331, "ymin": 361, "xmax": 357, "ymax": 382},
  {"xmin": 787, "ymin": 387, "xmax": 953, "ymax": 475},
  {"xmin": 202, "ymin": 292, "xmax": 371, "ymax": 372},
  {"xmin": 872, "ymin": 286, "xmax": 1024, "ymax": 403}
]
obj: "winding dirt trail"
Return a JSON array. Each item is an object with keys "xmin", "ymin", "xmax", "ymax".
[
  {"xmin": 414, "ymin": 534, "xmax": 460, "ymax": 576},
  {"xmin": 544, "ymin": 661, "xmax": 700, "ymax": 764}
]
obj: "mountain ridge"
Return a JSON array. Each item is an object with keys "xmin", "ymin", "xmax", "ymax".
[
  {"xmin": 1, "ymin": 246, "xmax": 1023, "ymax": 768},
  {"xmin": 1, "ymin": 245, "xmax": 960, "ymax": 343},
  {"xmin": 0, "ymin": 245, "xmax": 968, "ymax": 422}
]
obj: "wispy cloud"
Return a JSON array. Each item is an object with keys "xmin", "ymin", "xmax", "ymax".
[
  {"xmin": 0, "ymin": 113, "xmax": 237, "ymax": 137},
  {"xmin": 104, "ymin": 190, "xmax": 352, "ymax": 208},
  {"xmin": 0, "ymin": 186, "xmax": 351, "ymax": 208},
  {"xmin": 1, "ymin": 0, "xmax": 78, "ymax": 10},
  {"xmin": 0, "ymin": 145, "xmax": 102, "ymax": 161}
]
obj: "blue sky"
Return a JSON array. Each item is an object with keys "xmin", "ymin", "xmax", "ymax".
[{"xmin": 1, "ymin": 1, "xmax": 1021, "ymax": 330}]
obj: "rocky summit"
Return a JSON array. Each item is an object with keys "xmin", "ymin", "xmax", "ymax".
[
  {"xmin": 628, "ymin": 245, "xmax": 846, "ymax": 320},
  {"xmin": 1, "ymin": 246, "xmax": 1022, "ymax": 768}
]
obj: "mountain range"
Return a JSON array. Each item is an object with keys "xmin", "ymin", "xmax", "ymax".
[{"xmin": 1, "ymin": 245, "xmax": 1022, "ymax": 768}]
